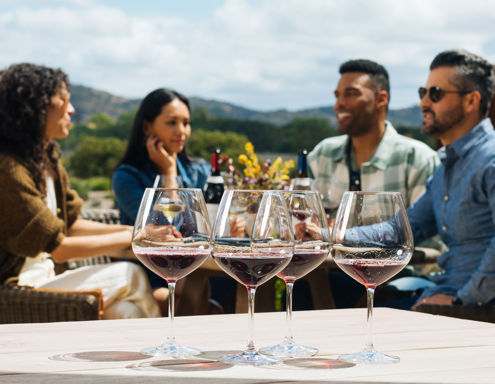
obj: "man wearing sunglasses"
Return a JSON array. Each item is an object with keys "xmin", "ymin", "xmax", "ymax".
[
  {"xmin": 407, "ymin": 49, "xmax": 495, "ymax": 309},
  {"xmin": 307, "ymin": 59, "xmax": 439, "ymax": 308}
]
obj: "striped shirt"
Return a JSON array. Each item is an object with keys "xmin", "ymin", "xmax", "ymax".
[{"xmin": 308, "ymin": 122, "xmax": 439, "ymax": 209}]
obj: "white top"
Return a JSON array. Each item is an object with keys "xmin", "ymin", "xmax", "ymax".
[{"xmin": 17, "ymin": 175, "xmax": 57, "ymax": 287}]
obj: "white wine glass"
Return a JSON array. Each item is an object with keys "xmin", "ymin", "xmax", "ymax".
[
  {"xmin": 332, "ymin": 191, "xmax": 413, "ymax": 364},
  {"xmin": 260, "ymin": 190, "xmax": 330, "ymax": 358},
  {"xmin": 212, "ymin": 190, "xmax": 294, "ymax": 366},
  {"xmin": 132, "ymin": 188, "xmax": 211, "ymax": 357}
]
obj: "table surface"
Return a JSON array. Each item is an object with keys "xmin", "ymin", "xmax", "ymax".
[{"xmin": 1, "ymin": 308, "xmax": 494, "ymax": 383}]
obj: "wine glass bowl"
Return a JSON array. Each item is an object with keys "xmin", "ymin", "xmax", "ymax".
[
  {"xmin": 212, "ymin": 190, "xmax": 294, "ymax": 366},
  {"xmin": 331, "ymin": 191, "xmax": 413, "ymax": 364},
  {"xmin": 311, "ymin": 178, "xmax": 340, "ymax": 225},
  {"xmin": 260, "ymin": 190, "xmax": 330, "ymax": 358},
  {"xmin": 132, "ymin": 188, "xmax": 211, "ymax": 358}
]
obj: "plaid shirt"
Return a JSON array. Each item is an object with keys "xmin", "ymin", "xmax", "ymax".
[{"xmin": 308, "ymin": 122, "xmax": 439, "ymax": 209}]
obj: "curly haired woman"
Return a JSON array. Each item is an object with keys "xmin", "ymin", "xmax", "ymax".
[{"xmin": 0, "ymin": 63, "xmax": 160, "ymax": 319}]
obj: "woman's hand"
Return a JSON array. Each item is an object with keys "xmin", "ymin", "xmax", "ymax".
[
  {"xmin": 294, "ymin": 220, "xmax": 323, "ymax": 241},
  {"xmin": 230, "ymin": 217, "xmax": 246, "ymax": 238},
  {"xmin": 146, "ymin": 135, "xmax": 177, "ymax": 178},
  {"xmin": 139, "ymin": 224, "xmax": 183, "ymax": 242}
]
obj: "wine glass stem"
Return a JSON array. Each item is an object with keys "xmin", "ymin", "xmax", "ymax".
[
  {"xmin": 366, "ymin": 286, "xmax": 375, "ymax": 351},
  {"xmin": 246, "ymin": 286, "xmax": 256, "ymax": 353},
  {"xmin": 167, "ymin": 281, "xmax": 176, "ymax": 344},
  {"xmin": 285, "ymin": 280, "xmax": 295, "ymax": 343}
]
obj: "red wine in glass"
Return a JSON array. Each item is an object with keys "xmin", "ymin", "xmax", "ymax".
[
  {"xmin": 277, "ymin": 249, "xmax": 327, "ymax": 281},
  {"xmin": 334, "ymin": 257, "xmax": 408, "ymax": 288},
  {"xmin": 213, "ymin": 250, "xmax": 292, "ymax": 288},
  {"xmin": 134, "ymin": 247, "xmax": 211, "ymax": 282}
]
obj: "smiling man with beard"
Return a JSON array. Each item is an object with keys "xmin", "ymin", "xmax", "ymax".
[
  {"xmin": 307, "ymin": 59, "xmax": 439, "ymax": 308},
  {"xmin": 308, "ymin": 59, "xmax": 439, "ymax": 215},
  {"xmin": 407, "ymin": 49, "xmax": 495, "ymax": 309}
]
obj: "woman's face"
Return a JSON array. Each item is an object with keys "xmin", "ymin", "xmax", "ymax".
[
  {"xmin": 145, "ymin": 98, "xmax": 191, "ymax": 155},
  {"xmin": 44, "ymin": 82, "xmax": 75, "ymax": 140}
]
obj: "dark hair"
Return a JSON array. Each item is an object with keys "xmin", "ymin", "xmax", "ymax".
[
  {"xmin": 430, "ymin": 49, "xmax": 495, "ymax": 118},
  {"xmin": 0, "ymin": 63, "xmax": 68, "ymax": 195},
  {"xmin": 117, "ymin": 88, "xmax": 193, "ymax": 169},
  {"xmin": 339, "ymin": 59, "xmax": 390, "ymax": 106}
]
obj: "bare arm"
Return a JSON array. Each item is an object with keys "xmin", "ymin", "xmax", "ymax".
[
  {"xmin": 51, "ymin": 227, "xmax": 133, "ymax": 263},
  {"xmin": 68, "ymin": 218, "xmax": 132, "ymax": 236}
]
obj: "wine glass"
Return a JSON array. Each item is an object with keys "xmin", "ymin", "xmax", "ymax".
[
  {"xmin": 132, "ymin": 188, "xmax": 211, "ymax": 357},
  {"xmin": 260, "ymin": 190, "xmax": 330, "ymax": 358},
  {"xmin": 211, "ymin": 190, "xmax": 294, "ymax": 366},
  {"xmin": 311, "ymin": 178, "xmax": 340, "ymax": 227},
  {"xmin": 331, "ymin": 191, "xmax": 413, "ymax": 364}
]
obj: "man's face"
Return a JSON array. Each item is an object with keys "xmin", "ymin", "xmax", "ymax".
[
  {"xmin": 333, "ymin": 72, "xmax": 380, "ymax": 137},
  {"xmin": 420, "ymin": 67, "xmax": 466, "ymax": 138}
]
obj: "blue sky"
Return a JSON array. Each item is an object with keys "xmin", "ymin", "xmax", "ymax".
[{"xmin": 0, "ymin": 0, "xmax": 494, "ymax": 111}]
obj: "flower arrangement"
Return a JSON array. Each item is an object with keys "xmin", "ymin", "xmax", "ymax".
[{"xmin": 223, "ymin": 142, "xmax": 295, "ymax": 190}]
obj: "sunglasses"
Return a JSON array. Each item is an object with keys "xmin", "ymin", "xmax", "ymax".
[{"xmin": 418, "ymin": 86, "xmax": 473, "ymax": 103}]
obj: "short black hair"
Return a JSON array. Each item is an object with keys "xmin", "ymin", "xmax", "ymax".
[
  {"xmin": 430, "ymin": 49, "xmax": 495, "ymax": 118},
  {"xmin": 339, "ymin": 59, "xmax": 390, "ymax": 103}
]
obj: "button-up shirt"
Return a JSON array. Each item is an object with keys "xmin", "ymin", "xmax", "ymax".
[
  {"xmin": 408, "ymin": 119, "xmax": 495, "ymax": 305},
  {"xmin": 308, "ymin": 122, "xmax": 439, "ymax": 208}
]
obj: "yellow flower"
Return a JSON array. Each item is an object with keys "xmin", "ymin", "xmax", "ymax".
[
  {"xmin": 238, "ymin": 154, "xmax": 248, "ymax": 164},
  {"xmin": 245, "ymin": 142, "xmax": 254, "ymax": 154}
]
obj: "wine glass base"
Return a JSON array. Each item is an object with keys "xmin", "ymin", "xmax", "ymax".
[
  {"xmin": 260, "ymin": 340, "xmax": 318, "ymax": 358},
  {"xmin": 220, "ymin": 350, "xmax": 280, "ymax": 366},
  {"xmin": 338, "ymin": 348, "xmax": 399, "ymax": 364},
  {"xmin": 141, "ymin": 342, "xmax": 201, "ymax": 358}
]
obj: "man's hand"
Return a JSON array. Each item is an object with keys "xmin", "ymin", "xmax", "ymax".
[{"xmin": 412, "ymin": 293, "xmax": 454, "ymax": 310}]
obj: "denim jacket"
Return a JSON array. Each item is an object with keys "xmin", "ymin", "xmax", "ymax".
[
  {"xmin": 112, "ymin": 158, "xmax": 210, "ymax": 225},
  {"xmin": 408, "ymin": 119, "xmax": 495, "ymax": 305}
]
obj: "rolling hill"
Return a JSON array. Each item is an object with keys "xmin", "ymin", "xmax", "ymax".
[{"xmin": 70, "ymin": 85, "xmax": 422, "ymax": 128}]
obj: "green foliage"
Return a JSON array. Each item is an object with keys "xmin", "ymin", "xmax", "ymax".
[
  {"xmin": 70, "ymin": 177, "xmax": 112, "ymax": 199},
  {"xmin": 66, "ymin": 137, "xmax": 126, "ymax": 178},
  {"xmin": 277, "ymin": 118, "xmax": 338, "ymax": 153},
  {"xmin": 192, "ymin": 116, "xmax": 279, "ymax": 152},
  {"xmin": 191, "ymin": 106, "xmax": 210, "ymax": 124},
  {"xmin": 192, "ymin": 114, "xmax": 338, "ymax": 154},
  {"xmin": 188, "ymin": 129, "xmax": 248, "ymax": 163},
  {"xmin": 88, "ymin": 113, "xmax": 115, "ymax": 130},
  {"xmin": 396, "ymin": 126, "xmax": 437, "ymax": 149}
]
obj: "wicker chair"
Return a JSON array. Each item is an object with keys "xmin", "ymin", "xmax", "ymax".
[
  {"xmin": 0, "ymin": 209, "xmax": 118, "ymax": 324},
  {"xmin": 0, "ymin": 285, "xmax": 103, "ymax": 323}
]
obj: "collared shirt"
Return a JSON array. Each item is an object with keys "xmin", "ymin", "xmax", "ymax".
[
  {"xmin": 307, "ymin": 121, "xmax": 439, "ymax": 209},
  {"xmin": 112, "ymin": 157, "xmax": 210, "ymax": 225},
  {"xmin": 408, "ymin": 119, "xmax": 495, "ymax": 305}
]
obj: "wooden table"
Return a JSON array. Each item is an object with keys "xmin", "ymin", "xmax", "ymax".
[{"xmin": 1, "ymin": 308, "xmax": 493, "ymax": 383}]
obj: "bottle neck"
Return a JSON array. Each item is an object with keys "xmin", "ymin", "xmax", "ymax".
[
  {"xmin": 211, "ymin": 152, "xmax": 221, "ymax": 176},
  {"xmin": 297, "ymin": 153, "xmax": 308, "ymax": 178}
]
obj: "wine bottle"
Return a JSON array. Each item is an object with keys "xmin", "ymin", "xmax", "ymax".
[
  {"xmin": 204, "ymin": 148, "xmax": 225, "ymax": 220},
  {"xmin": 290, "ymin": 149, "xmax": 312, "ymax": 190}
]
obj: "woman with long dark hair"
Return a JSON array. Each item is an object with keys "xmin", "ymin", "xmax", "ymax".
[
  {"xmin": 0, "ymin": 63, "xmax": 160, "ymax": 319},
  {"xmin": 112, "ymin": 89, "xmax": 214, "ymax": 315},
  {"xmin": 113, "ymin": 88, "xmax": 209, "ymax": 225}
]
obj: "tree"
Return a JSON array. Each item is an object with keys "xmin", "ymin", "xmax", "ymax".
[
  {"xmin": 66, "ymin": 137, "xmax": 126, "ymax": 178},
  {"xmin": 191, "ymin": 106, "xmax": 210, "ymax": 124},
  {"xmin": 278, "ymin": 118, "xmax": 338, "ymax": 153},
  {"xmin": 187, "ymin": 129, "xmax": 248, "ymax": 164}
]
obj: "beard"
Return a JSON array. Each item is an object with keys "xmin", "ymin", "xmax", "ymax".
[{"xmin": 421, "ymin": 104, "xmax": 465, "ymax": 137}]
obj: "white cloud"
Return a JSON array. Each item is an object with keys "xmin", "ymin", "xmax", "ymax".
[{"xmin": 0, "ymin": 0, "xmax": 494, "ymax": 110}]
